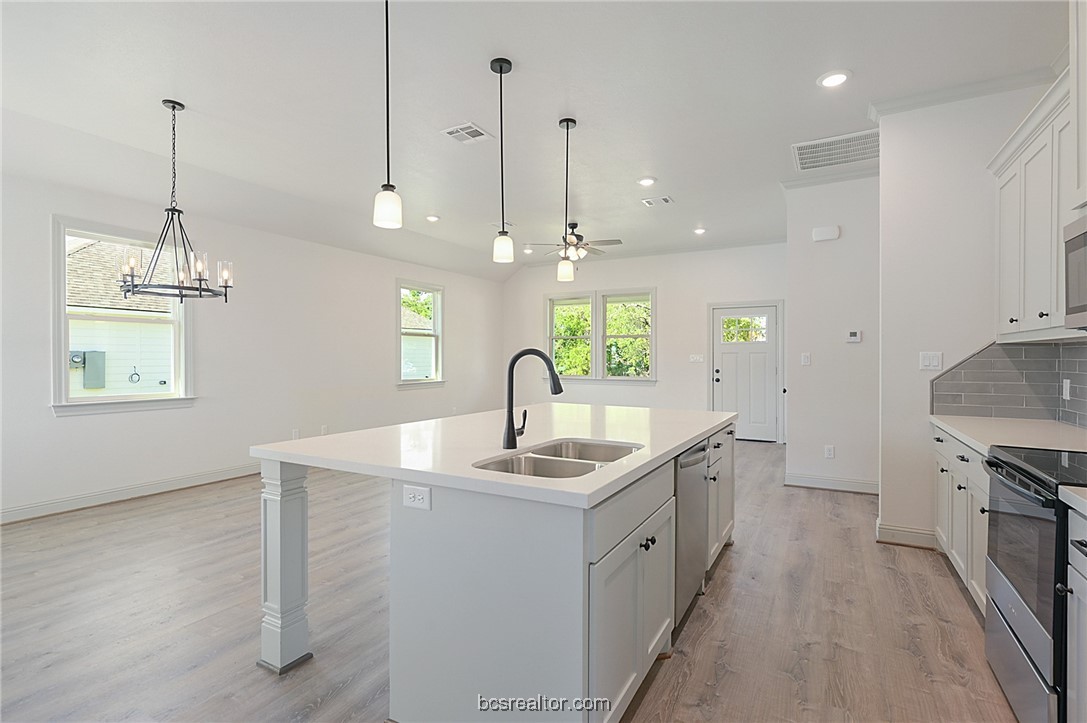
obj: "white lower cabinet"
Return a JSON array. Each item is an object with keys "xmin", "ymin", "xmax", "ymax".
[
  {"xmin": 706, "ymin": 426, "xmax": 736, "ymax": 569},
  {"xmin": 1067, "ymin": 563, "xmax": 1087, "ymax": 723},
  {"xmin": 932, "ymin": 425, "xmax": 989, "ymax": 613},
  {"xmin": 588, "ymin": 497, "xmax": 675, "ymax": 723}
]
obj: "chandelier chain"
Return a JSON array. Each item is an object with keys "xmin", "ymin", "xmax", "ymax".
[{"xmin": 170, "ymin": 106, "xmax": 177, "ymax": 208}]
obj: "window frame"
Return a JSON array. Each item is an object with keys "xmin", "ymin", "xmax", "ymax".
[
  {"xmin": 397, "ymin": 279, "xmax": 444, "ymax": 387},
  {"xmin": 545, "ymin": 288, "xmax": 657, "ymax": 383},
  {"xmin": 51, "ymin": 215, "xmax": 195, "ymax": 417}
]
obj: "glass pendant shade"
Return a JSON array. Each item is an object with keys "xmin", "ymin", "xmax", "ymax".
[
  {"xmin": 492, "ymin": 231, "xmax": 514, "ymax": 263},
  {"xmin": 373, "ymin": 184, "xmax": 402, "ymax": 229},
  {"xmin": 557, "ymin": 259, "xmax": 574, "ymax": 282}
]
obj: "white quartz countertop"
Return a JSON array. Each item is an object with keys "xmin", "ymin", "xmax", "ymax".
[
  {"xmin": 251, "ymin": 403, "xmax": 737, "ymax": 509},
  {"xmin": 930, "ymin": 415, "xmax": 1087, "ymax": 455},
  {"xmin": 1061, "ymin": 486, "xmax": 1087, "ymax": 517}
]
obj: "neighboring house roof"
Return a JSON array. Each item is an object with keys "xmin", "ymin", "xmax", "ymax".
[
  {"xmin": 400, "ymin": 306, "xmax": 432, "ymax": 331},
  {"xmin": 66, "ymin": 240, "xmax": 174, "ymax": 314}
]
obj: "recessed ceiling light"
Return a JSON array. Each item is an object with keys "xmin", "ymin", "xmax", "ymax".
[
  {"xmin": 638, "ymin": 177, "xmax": 657, "ymax": 187},
  {"xmin": 425, "ymin": 215, "xmax": 440, "ymax": 223},
  {"xmin": 522, "ymin": 246, "xmax": 534, "ymax": 254},
  {"xmin": 694, "ymin": 228, "xmax": 706, "ymax": 235},
  {"xmin": 817, "ymin": 70, "xmax": 852, "ymax": 88}
]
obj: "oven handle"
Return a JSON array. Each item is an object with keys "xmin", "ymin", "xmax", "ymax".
[{"xmin": 983, "ymin": 459, "xmax": 1056, "ymax": 509}]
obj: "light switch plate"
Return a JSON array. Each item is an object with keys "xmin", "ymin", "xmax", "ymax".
[
  {"xmin": 403, "ymin": 485, "xmax": 431, "ymax": 510},
  {"xmin": 919, "ymin": 352, "xmax": 943, "ymax": 371},
  {"xmin": 800, "ymin": 353, "xmax": 812, "ymax": 366}
]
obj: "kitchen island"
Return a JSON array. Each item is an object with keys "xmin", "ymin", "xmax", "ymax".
[{"xmin": 250, "ymin": 402, "xmax": 736, "ymax": 722}]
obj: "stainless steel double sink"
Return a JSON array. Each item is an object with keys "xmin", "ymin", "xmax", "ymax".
[{"xmin": 473, "ymin": 439, "xmax": 643, "ymax": 478}]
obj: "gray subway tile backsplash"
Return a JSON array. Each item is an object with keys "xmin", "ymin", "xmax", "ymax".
[{"xmin": 930, "ymin": 341, "xmax": 1087, "ymax": 429}]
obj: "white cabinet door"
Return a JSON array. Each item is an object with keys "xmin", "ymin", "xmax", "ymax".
[
  {"xmin": 934, "ymin": 451, "xmax": 951, "ymax": 553},
  {"xmin": 588, "ymin": 529, "xmax": 641, "ymax": 723},
  {"xmin": 1021, "ymin": 127, "xmax": 1056, "ymax": 331},
  {"xmin": 717, "ymin": 439, "xmax": 735, "ymax": 551},
  {"xmin": 707, "ymin": 458, "xmax": 722, "ymax": 567},
  {"xmin": 968, "ymin": 485, "xmax": 988, "ymax": 611},
  {"xmin": 1067, "ymin": 564, "xmax": 1087, "ymax": 723},
  {"xmin": 949, "ymin": 469, "xmax": 969, "ymax": 578},
  {"xmin": 997, "ymin": 165, "xmax": 1023, "ymax": 335},
  {"xmin": 639, "ymin": 500, "xmax": 675, "ymax": 674},
  {"xmin": 1070, "ymin": 0, "xmax": 1087, "ymax": 211}
]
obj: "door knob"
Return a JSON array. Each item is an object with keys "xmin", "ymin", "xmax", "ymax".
[
  {"xmin": 714, "ymin": 378, "xmax": 720, "ymax": 383},
  {"xmin": 1009, "ymin": 317, "xmax": 1018, "ymax": 324},
  {"xmin": 1056, "ymin": 583, "xmax": 1074, "ymax": 596},
  {"xmin": 1038, "ymin": 311, "xmax": 1049, "ymax": 318}
]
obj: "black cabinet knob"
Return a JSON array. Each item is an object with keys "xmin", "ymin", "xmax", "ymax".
[
  {"xmin": 713, "ymin": 442, "xmax": 723, "ymax": 449},
  {"xmin": 940, "ymin": 467, "xmax": 948, "ymax": 473},
  {"xmin": 1038, "ymin": 311, "xmax": 1049, "ymax": 319},
  {"xmin": 726, "ymin": 429, "xmax": 735, "ymax": 436},
  {"xmin": 714, "ymin": 368, "xmax": 720, "ymax": 374},
  {"xmin": 1056, "ymin": 583, "xmax": 1074, "ymax": 596},
  {"xmin": 1009, "ymin": 317, "xmax": 1018, "ymax": 324},
  {"xmin": 980, "ymin": 507, "xmax": 989, "ymax": 515},
  {"xmin": 956, "ymin": 454, "xmax": 969, "ymax": 463},
  {"xmin": 648, "ymin": 536, "xmax": 657, "ymax": 546},
  {"xmin": 957, "ymin": 484, "xmax": 966, "ymax": 491},
  {"xmin": 640, "ymin": 540, "xmax": 651, "ymax": 551},
  {"xmin": 709, "ymin": 475, "xmax": 718, "ymax": 482},
  {"xmin": 934, "ymin": 436, "xmax": 944, "ymax": 443}
]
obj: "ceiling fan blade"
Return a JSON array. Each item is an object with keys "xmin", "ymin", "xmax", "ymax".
[
  {"xmin": 588, "ymin": 238, "xmax": 622, "ymax": 246},
  {"xmin": 585, "ymin": 246, "xmax": 606, "ymax": 256},
  {"xmin": 545, "ymin": 248, "xmax": 561, "ymax": 256}
]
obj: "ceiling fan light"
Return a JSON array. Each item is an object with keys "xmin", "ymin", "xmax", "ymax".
[
  {"xmin": 576, "ymin": 246, "xmax": 588, "ymax": 259},
  {"xmin": 557, "ymin": 259, "xmax": 574, "ymax": 282},
  {"xmin": 492, "ymin": 231, "xmax": 514, "ymax": 263},
  {"xmin": 373, "ymin": 184, "xmax": 402, "ymax": 229}
]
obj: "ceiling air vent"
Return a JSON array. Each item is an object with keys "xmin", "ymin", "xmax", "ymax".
[
  {"xmin": 640, "ymin": 196, "xmax": 675, "ymax": 208},
  {"xmin": 441, "ymin": 122, "xmax": 492, "ymax": 144},
  {"xmin": 791, "ymin": 129, "xmax": 879, "ymax": 172}
]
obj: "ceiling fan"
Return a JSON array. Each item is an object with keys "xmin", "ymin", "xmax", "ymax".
[{"xmin": 525, "ymin": 222, "xmax": 623, "ymax": 259}]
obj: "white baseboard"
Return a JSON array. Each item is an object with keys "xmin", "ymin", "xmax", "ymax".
[
  {"xmin": 875, "ymin": 517, "xmax": 938, "ymax": 549},
  {"xmin": 1, "ymin": 463, "xmax": 260, "ymax": 524},
  {"xmin": 784, "ymin": 473, "xmax": 878, "ymax": 495}
]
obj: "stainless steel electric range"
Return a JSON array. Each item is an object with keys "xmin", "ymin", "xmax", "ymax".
[{"xmin": 984, "ymin": 445, "xmax": 1087, "ymax": 723}]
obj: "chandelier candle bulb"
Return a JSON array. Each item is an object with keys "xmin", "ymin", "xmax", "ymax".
[{"xmin": 218, "ymin": 260, "xmax": 233, "ymax": 288}]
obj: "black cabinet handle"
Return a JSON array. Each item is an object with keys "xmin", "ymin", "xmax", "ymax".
[
  {"xmin": 1039, "ymin": 311, "xmax": 1049, "ymax": 319},
  {"xmin": 726, "ymin": 429, "xmax": 735, "ymax": 436},
  {"xmin": 640, "ymin": 540, "xmax": 651, "ymax": 551},
  {"xmin": 713, "ymin": 442, "xmax": 723, "ymax": 449},
  {"xmin": 1056, "ymin": 583, "xmax": 1074, "ymax": 596},
  {"xmin": 980, "ymin": 507, "xmax": 989, "ymax": 515},
  {"xmin": 956, "ymin": 454, "xmax": 970, "ymax": 463},
  {"xmin": 934, "ymin": 436, "xmax": 944, "ymax": 443},
  {"xmin": 957, "ymin": 484, "xmax": 966, "ymax": 491},
  {"xmin": 1009, "ymin": 317, "xmax": 1018, "ymax": 324},
  {"xmin": 940, "ymin": 467, "xmax": 948, "ymax": 473},
  {"xmin": 649, "ymin": 536, "xmax": 656, "ymax": 546}
]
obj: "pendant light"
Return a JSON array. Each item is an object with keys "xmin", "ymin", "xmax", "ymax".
[
  {"xmin": 119, "ymin": 99, "xmax": 232, "ymax": 303},
  {"xmin": 491, "ymin": 57, "xmax": 514, "ymax": 263},
  {"xmin": 557, "ymin": 117, "xmax": 577, "ymax": 282},
  {"xmin": 373, "ymin": 0, "xmax": 402, "ymax": 229}
]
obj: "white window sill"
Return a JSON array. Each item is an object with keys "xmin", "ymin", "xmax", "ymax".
[
  {"xmin": 398, "ymin": 380, "xmax": 445, "ymax": 390},
  {"xmin": 555, "ymin": 376, "xmax": 658, "ymax": 386},
  {"xmin": 52, "ymin": 396, "xmax": 196, "ymax": 417}
]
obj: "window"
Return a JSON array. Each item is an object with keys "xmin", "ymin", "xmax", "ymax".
[
  {"xmin": 547, "ymin": 290, "xmax": 655, "ymax": 381},
  {"xmin": 399, "ymin": 282, "xmax": 442, "ymax": 383},
  {"xmin": 53, "ymin": 219, "xmax": 190, "ymax": 412},
  {"xmin": 549, "ymin": 297, "xmax": 592, "ymax": 376},
  {"xmin": 720, "ymin": 315, "xmax": 768, "ymax": 343}
]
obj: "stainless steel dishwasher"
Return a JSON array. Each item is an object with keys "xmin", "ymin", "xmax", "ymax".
[{"xmin": 675, "ymin": 442, "xmax": 709, "ymax": 622}]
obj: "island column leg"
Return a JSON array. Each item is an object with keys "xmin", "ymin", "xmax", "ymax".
[{"xmin": 257, "ymin": 459, "xmax": 313, "ymax": 674}]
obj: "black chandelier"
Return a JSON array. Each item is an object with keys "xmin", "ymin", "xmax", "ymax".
[{"xmin": 119, "ymin": 99, "xmax": 233, "ymax": 303}]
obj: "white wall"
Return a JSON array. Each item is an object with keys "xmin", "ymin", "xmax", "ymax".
[
  {"xmin": 877, "ymin": 85, "xmax": 1048, "ymax": 544},
  {"xmin": 784, "ymin": 176, "xmax": 880, "ymax": 493},
  {"xmin": 501, "ymin": 243, "xmax": 787, "ymax": 411},
  {"xmin": 1, "ymin": 174, "xmax": 505, "ymax": 520}
]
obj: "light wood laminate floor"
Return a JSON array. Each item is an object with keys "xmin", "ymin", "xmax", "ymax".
[{"xmin": 1, "ymin": 442, "xmax": 1013, "ymax": 722}]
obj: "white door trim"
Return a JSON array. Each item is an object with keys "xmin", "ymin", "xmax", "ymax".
[{"xmin": 706, "ymin": 299, "xmax": 785, "ymax": 444}]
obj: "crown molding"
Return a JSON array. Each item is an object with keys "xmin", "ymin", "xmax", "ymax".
[
  {"xmin": 1050, "ymin": 42, "xmax": 1070, "ymax": 77},
  {"xmin": 987, "ymin": 68, "xmax": 1069, "ymax": 175},
  {"xmin": 779, "ymin": 163, "xmax": 879, "ymax": 191},
  {"xmin": 867, "ymin": 67, "xmax": 1057, "ymax": 123}
]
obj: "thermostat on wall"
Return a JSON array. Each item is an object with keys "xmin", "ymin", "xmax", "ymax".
[{"xmin": 846, "ymin": 331, "xmax": 862, "ymax": 343}]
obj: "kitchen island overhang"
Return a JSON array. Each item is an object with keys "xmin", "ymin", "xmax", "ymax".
[{"xmin": 249, "ymin": 402, "xmax": 737, "ymax": 721}]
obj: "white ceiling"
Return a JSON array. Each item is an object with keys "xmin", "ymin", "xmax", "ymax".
[{"xmin": 1, "ymin": 1, "xmax": 1067, "ymax": 281}]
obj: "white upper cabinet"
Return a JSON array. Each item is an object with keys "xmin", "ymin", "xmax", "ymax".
[
  {"xmin": 990, "ymin": 71, "xmax": 1084, "ymax": 342},
  {"xmin": 1070, "ymin": 0, "xmax": 1087, "ymax": 211}
]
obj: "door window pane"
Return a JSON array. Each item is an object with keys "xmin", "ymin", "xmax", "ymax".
[{"xmin": 721, "ymin": 315, "xmax": 768, "ymax": 343}]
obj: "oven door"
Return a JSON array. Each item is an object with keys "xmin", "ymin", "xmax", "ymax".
[{"xmin": 985, "ymin": 458, "xmax": 1058, "ymax": 677}]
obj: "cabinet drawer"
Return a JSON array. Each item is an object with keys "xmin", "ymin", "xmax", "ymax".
[
  {"xmin": 932, "ymin": 426, "xmax": 988, "ymax": 496},
  {"xmin": 1071, "ymin": 509, "xmax": 1087, "ymax": 579},
  {"xmin": 707, "ymin": 427, "xmax": 732, "ymax": 465},
  {"xmin": 588, "ymin": 462, "xmax": 673, "ymax": 563}
]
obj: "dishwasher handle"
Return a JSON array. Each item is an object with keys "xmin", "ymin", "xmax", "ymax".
[{"xmin": 679, "ymin": 446, "xmax": 709, "ymax": 468}]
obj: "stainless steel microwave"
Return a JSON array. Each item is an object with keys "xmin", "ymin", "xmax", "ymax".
[{"xmin": 1068, "ymin": 216, "xmax": 1087, "ymax": 330}]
